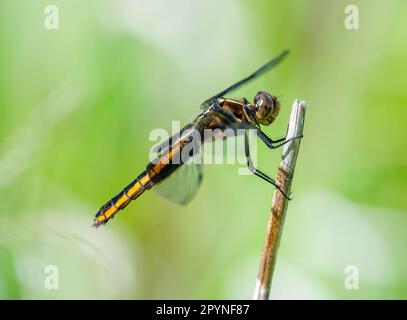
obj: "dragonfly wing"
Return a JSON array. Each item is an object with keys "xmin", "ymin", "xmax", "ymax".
[
  {"xmin": 150, "ymin": 106, "xmax": 253, "ymax": 205},
  {"xmin": 201, "ymin": 50, "xmax": 289, "ymax": 109},
  {"xmin": 151, "ymin": 118, "xmax": 205, "ymax": 205},
  {"xmin": 153, "ymin": 152, "xmax": 203, "ymax": 205}
]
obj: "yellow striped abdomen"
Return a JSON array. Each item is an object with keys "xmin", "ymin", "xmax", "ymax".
[
  {"xmin": 93, "ymin": 170, "xmax": 153, "ymax": 227},
  {"xmin": 93, "ymin": 138, "xmax": 185, "ymax": 227}
]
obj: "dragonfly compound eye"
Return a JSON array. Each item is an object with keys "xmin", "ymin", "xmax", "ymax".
[{"xmin": 254, "ymin": 91, "xmax": 280, "ymax": 126}]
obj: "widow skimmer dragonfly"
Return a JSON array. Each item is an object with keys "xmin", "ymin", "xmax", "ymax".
[{"xmin": 93, "ymin": 50, "xmax": 301, "ymax": 227}]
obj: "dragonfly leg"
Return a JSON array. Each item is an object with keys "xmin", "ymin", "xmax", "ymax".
[
  {"xmin": 257, "ymin": 129, "xmax": 303, "ymax": 149},
  {"xmin": 245, "ymin": 133, "xmax": 292, "ymax": 200}
]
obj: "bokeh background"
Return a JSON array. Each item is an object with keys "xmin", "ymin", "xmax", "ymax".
[{"xmin": 0, "ymin": 0, "xmax": 406, "ymax": 299}]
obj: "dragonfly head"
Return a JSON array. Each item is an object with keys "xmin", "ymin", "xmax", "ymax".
[{"xmin": 253, "ymin": 91, "xmax": 280, "ymax": 126}]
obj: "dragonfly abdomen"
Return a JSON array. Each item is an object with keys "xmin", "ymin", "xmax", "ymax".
[{"xmin": 93, "ymin": 170, "xmax": 154, "ymax": 227}]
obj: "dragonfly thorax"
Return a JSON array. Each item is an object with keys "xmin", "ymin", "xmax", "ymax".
[{"xmin": 253, "ymin": 91, "xmax": 280, "ymax": 126}]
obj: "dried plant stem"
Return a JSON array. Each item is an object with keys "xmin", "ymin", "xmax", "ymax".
[{"xmin": 253, "ymin": 100, "xmax": 306, "ymax": 300}]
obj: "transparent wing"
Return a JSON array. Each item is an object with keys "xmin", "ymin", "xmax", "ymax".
[
  {"xmin": 153, "ymin": 152, "xmax": 203, "ymax": 205},
  {"xmin": 201, "ymin": 50, "xmax": 289, "ymax": 109},
  {"xmin": 151, "ymin": 106, "xmax": 253, "ymax": 205}
]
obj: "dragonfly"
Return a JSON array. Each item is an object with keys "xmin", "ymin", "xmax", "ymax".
[{"xmin": 93, "ymin": 50, "xmax": 301, "ymax": 227}]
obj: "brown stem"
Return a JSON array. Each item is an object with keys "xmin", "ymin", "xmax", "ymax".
[{"xmin": 253, "ymin": 100, "xmax": 306, "ymax": 300}]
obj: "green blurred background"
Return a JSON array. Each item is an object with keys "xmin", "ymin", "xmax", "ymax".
[{"xmin": 0, "ymin": 0, "xmax": 406, "ymax": 299}]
